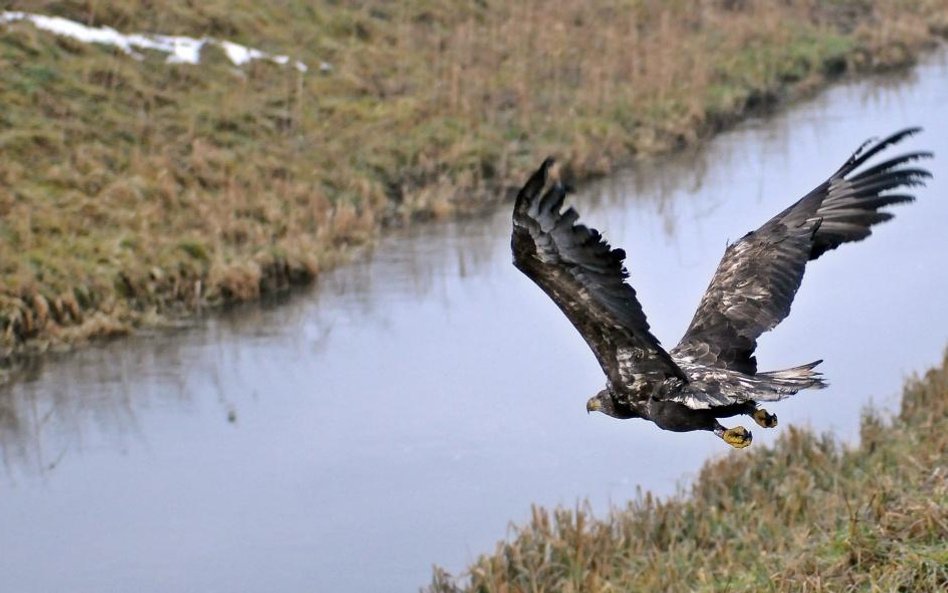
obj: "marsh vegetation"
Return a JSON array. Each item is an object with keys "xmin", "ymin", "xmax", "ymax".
[
  {"xmin": 2, "ymin": 0, "xmax": 947, "ymax": 361},
  {"xmin": 428, "ymin": 352, "xmax": 948, "ymax": 592}
]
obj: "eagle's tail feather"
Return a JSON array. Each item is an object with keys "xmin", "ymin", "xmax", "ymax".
[{"xmin": 754, "ymin": 360, "xmax": 828, "ymax": 399}]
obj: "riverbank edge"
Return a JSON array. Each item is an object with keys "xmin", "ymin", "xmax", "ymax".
[
  {"xmin": 2, "ymin": 30, "xmax": 947, "ymax": 378},
  {"xmin": 427, "ymin": 351, "xmax": 948, "ymax": 592}
]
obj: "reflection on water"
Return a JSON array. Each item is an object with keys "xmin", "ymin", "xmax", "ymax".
[{"xmin": 1, "ymin": 51, "xmax": 947, "ymax": 592}]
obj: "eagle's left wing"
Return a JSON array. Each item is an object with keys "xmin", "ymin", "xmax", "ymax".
[
  {"xmin": 672, "ymin": 128, "xmax": 931, "ymax": 375},
  {"xmin": 512, "ymin": 159, "xmax": 686, "ymax": 395}
]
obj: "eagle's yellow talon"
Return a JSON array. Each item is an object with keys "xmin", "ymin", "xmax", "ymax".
[
  {"xmin": 723, "ymin": 426, "xmax": 753, "ymax": 448},
  {"xmin": 752, "ymin": 408, "xmax": 778, "ymax": 428}
]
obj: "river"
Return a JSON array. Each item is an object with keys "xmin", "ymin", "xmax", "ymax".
[{"xmin": 2, "ymin": 50, "xmax": 946, "ymax": 592}]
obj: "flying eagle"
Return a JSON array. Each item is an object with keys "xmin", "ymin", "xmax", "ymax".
[{"xmin": 511, "ymin": 128, "xmax": 930, "ymax": 448}]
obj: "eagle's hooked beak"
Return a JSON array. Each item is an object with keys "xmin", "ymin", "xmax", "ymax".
[{"xmin": 586, "ymin": 398, "xmax": 602, "ymax": 414}]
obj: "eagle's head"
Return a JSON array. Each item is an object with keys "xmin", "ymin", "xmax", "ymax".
[{"xmin": 586, "ymin": 389, "xmax": 638, "ymax": 419}]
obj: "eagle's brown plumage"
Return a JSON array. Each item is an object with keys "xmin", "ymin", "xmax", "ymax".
[{"xmin": 512, "ymin": 129, "xmax": 931, "ymax": 447}]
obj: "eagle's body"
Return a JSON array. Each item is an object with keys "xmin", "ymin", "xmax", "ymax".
[{"xmin": 511, "ymin": 129, "xmax": 931, "ymax": 447}]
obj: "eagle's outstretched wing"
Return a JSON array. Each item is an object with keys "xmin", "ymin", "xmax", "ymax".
[
  {"xmin": 512, "ymin": 158, "xmax": 686, "ymax": 394},
  {"xmin": 673, "ymin": 128, "xmax": 931, "ymax": 374}
]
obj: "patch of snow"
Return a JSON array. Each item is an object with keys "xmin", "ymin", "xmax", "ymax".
[{"xmin": 1, "ymin": 11, "xmax": 308, "ymax": 73}]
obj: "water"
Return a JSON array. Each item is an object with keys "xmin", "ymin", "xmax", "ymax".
[{"xmin": 2, "ymin": 52, "xmax": 947, "ymax": 592}]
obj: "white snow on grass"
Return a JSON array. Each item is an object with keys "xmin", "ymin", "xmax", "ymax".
[{"xmin": 1, "ymin": 11, "xmax": 309, "ymax": 72}]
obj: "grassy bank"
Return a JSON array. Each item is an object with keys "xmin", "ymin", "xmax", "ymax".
[
  {"xmin": 428, "ymin": 352, "xmax": 948, "ymax": 592},
  {"xmin": 2, "ymin": 1, "xmax": 948, "ymax": 362}
]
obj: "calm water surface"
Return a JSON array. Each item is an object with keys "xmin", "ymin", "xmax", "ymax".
[{"xmin": 2, "ymin": 52, "xmax": 947, "ymax": 592}]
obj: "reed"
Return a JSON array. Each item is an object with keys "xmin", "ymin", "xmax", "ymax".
[{"xmin": 1, "ymin": 0, "xmax": 946, "ymax": 359}]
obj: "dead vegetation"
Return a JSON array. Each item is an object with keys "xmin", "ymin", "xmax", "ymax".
[
  {"xmin": 428, "ymin": 351, "xmax": 948, "ymax": 592},
  {"xmin": 2, "ymin": 0, "xmax": 947, "ymax": 362}
]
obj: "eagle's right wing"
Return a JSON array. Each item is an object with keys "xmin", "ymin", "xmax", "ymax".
[
  {"xmin": 672, "ymin": 128, "xmax": 931, "ymax": 375},
  {"xmin": 512, "ymin": 159, "xmax": 686, "ymax": 395}
]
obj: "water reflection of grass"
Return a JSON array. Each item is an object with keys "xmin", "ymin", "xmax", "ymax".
[
  {"xmin": 429, "ymin": 351, "xmax": 948, "ymax": 592},
  {"xmin": 1, "ymin": 1, "xmax": 946, "ymax": 361}
]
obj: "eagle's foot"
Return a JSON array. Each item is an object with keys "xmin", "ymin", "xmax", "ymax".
[
  {"xmin": 752, "ymin": 408, "xmax": 778, "ymax": 429},
  {"xmin": 721, "ymin": 426, "xmax": 753, "ymax": 448}
]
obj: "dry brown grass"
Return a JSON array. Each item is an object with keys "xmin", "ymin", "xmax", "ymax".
[
  {"xmin": 428, "ymin": 351, "xmax": 948, "ymax": 592},
  {"xmin": 2, "ymin": 0, "xmax": 947, "ymax": 361}
]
